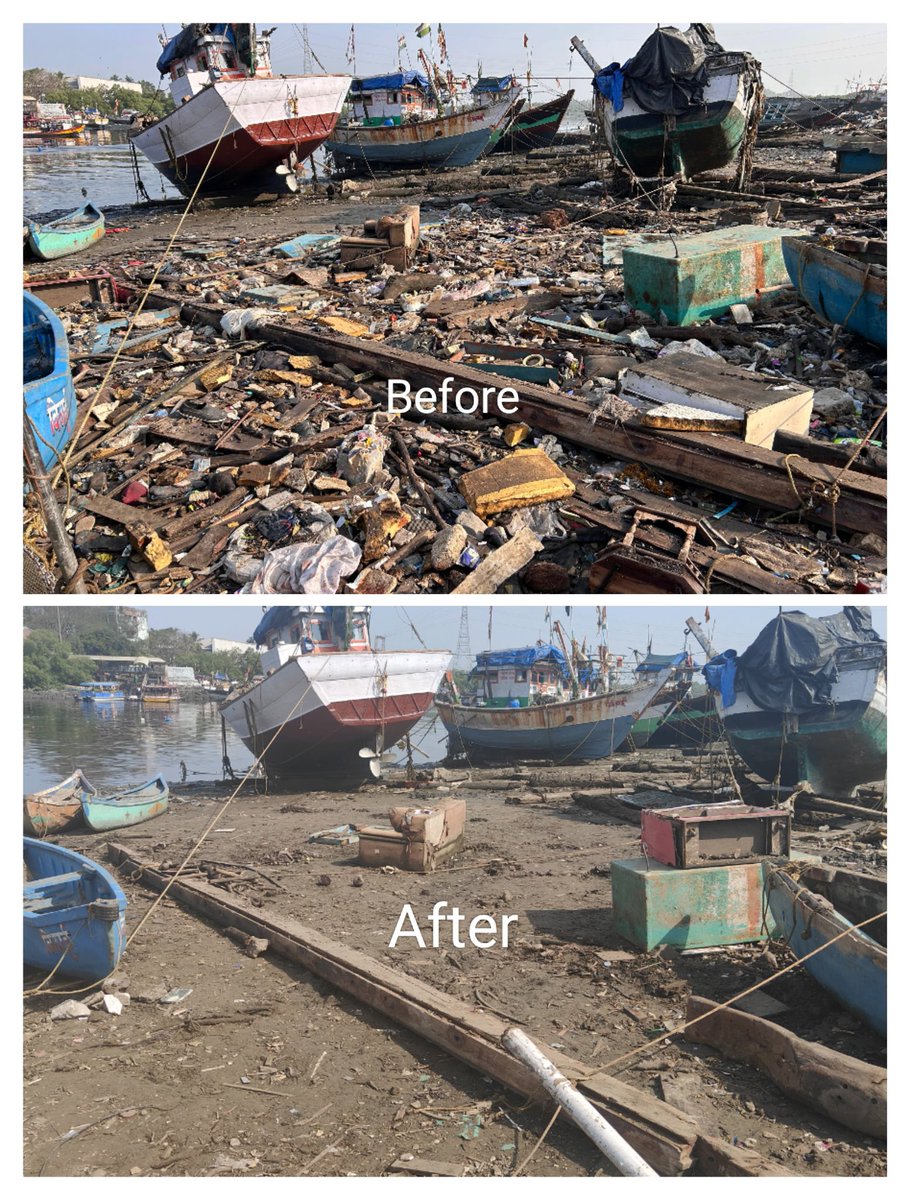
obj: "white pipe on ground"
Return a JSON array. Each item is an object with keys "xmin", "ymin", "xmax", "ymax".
[{"xmin": 502, "ymin": 1027, "xmax": 658, "ymax": 1177}]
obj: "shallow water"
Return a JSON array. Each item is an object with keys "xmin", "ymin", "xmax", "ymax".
[{"xmin": 23, "ymin": 694, "xmax": 447, "ymax": 795}]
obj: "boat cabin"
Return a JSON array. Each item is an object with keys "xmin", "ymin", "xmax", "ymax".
[
  {"xmin": 157, "ymin": 23, "xmax": 275, "ymax": 105},
  {"xmin": 141, "ymin": 683, "xmax": 180, "ymax": 703},
  {"xmin": 472, "ymin": 75, "xmax": 519, "ymax": 104},
  {"xmin": 466, "ymin": 645, "xmax": 571, "ymax": 708},
  {"xmin": 345, "ymin": 72, "xmax": 435, "ymax": 126},
  {"xmin": 255, "ymin": 606, "xmax": 372, "ymax": 673}
]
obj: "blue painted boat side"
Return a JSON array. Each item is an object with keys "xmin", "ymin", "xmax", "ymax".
[
  {"xmin": 23, "ymin": 291, "xmax": 76, "ymax": 472},
  {"xmin": 23, "ymin": 837, "xmax": 127, "ymax": 980},
  {"xmin": 783, "ymin": 238, "xmax": 886, "ymax": 348},
  {"xmin": 440, "ymin": 713, "xmax": 635, "ymax": 761},
  {"xmin": 766, "ymin": 871, "xmax": 886, "ymax": 1036},
  {"xmin": 326, "ymin": 126, "xmax": 493, "ymax": 168}
]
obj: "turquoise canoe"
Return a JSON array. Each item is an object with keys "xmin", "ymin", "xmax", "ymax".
[
  {"xmin": 82, "ymin": 774, "xmax": 169, "ymax": 832},
  {"xmin": 783, "ymin": 237, "xmax": 886, "ymax": 349},
  {"xmin": 27, "ymin": 203, "xmax": 105, "ymax": 261}
]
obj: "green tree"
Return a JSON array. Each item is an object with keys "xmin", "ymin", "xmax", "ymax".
[{"xmin": 24, "ymin": 630, "xmax": 96, "ymax": 690}]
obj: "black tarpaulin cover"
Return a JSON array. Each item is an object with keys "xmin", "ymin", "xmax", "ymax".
[
  {"xmin": 623, "ymin": 23, "xmax": 722, "ymax": 116},
  {"xmin": 733, "ymin": 607, "xmax": 884, "ymax": 714}
]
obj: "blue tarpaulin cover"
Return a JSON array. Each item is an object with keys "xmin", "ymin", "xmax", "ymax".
[
  {"xmin": 350, "ymin": 72, "xmax": 429, "ymax": 93},
  {"xmin": 635, "ymin": 651, "xmax": 687, "ymax": 673},
  {"xmin": 471, "ymin": 644, "xmax": 569, "ymax": 679},
  {"xmin": 703, "ymin": 650, "xmax": 738, "ymax": 709},
  {"xmin": 593, "ymin": 63, "xmax": 626, "ymax": 112},
  {"xmin": 157, "ymin": 23, "xmax": 235, "ymax": 74},
  {"xmin": 472, "ymin": 75, "xmax": 515, "ymax": 94}
]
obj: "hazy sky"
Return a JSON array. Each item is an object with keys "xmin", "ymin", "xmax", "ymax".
[
  {"xmin": 131, "ymin": 603, "xmax": 886, "ymax": 664},
  {"xmin": 24, "ymin": 23, "xmax": 887, "ymax": 99}
]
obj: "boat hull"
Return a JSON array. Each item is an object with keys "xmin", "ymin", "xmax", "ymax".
[
  {"xmin": 24, "ymin": 838, "xmax": 126, "ymax": 980},
  {"xmin": 766, "ymin": 868, "xmax": 885, "ymax": 1036},
  {"xmin": 24, "ymin": 771, "xmax": 95, "ymax": 836},
  {"xmin": 24, "ymin": 291, "xmax": 77, "ymax": 472},
  {"xmin": 721, "ymin": 668, "xmax": 886, "ymax": 797},
  {"xmin": 783, "ymin": 238, "xmax": 886, "ymax": 348},
  {"xmin": 221, "ymin": 650, "xmax": 452, "ymax": 777},
  {"xmin": 490, "ymin": 90, "xmax": 575, "ymax": 154},
  {"xmin": 82, "ymin": 777, "xmax": 170, "ymax": 832},
  {"xmin": 599, "ymin": 61, "xmax": 759, "ymax": 177},
  {"xmin": 326, "ymin": 97, "xmax": 513, "ymax": 171},
  {"xmin": 27, "ymin": 205, "xmax": 105, "ymax": 261},
  {"xmin": 132, "ymin": 75, "xmax": 350, "ymax": 196},
  {"xmin": 437, "ymin": 675, "xmax": 670, "ymax": 764}
]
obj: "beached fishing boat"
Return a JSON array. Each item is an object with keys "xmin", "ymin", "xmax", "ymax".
[
  {"xmin": 644, "ymin": 687, "xmax": 720, "ymax": 750},
  {"xmin": 622, "ymin": 651, "xmax": 694, "ymax": 749},
  {"xmin": 766, "ymin": 865, "xmax": 886, "ymax": 1036},
  {"xmin": 783, "ymin": 237, "xmax": 886, "ymax": 348},
  {"xmin": 27, "ymin": 203, "xmax": 105, "ymax": 261},
  {"xmin": 488, "ymin": 88, "xmax": 576, "ymax": 154},
  {"xmin": 131, "ymin": 24, "xmax": 350, "ymax": 196},
  {"xmin": 572, "ymin": 25, "xmax": 763, "ymax": 182},
  {"xmin": 221, "ymin": 607, "xmax": 451, "ymax": 778},
  {"xmin": 704, "ymin": 607, "xmax": 886, "ymax": 797},
  {"xmin": 23, "ymin": 770, "xmax": 96, "ymax": 837},
  {"xmin": 325, "ymin": 71, "xmax": 514, "ymax": 171},
  {"xmin": 437, "ymin": 644, "xmax": 674, "ymax": 764},
  {"xmin": 23, "ymin": 291, "xmax": 77, "ymax": 473},
  {"xmin": 24, "ymin": 838, "xmax": 127, "ymax": 980},
  {"xmin": 81, "ymin": 775, "xmax": 169, "ymax": 832},
  {"xmin": 77, "ymin": 681, "xmax": 125, "ymax": 704}
]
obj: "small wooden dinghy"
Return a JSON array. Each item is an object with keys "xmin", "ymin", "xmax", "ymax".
[
  {"xmin": 24, "ymin": 838, "xmax": 126, "ymax": 979},
  {"xmin": 24, "ymin": 770, "xmax": 96, "ymax": 836},
  {"xmin": 783, "ymin": 237, "xmax": 886, "ymax": 348},
  {"xmin": 766, "ymin": 865, "xmax": 886, "ymax": 1036},
  {"xmin": 27, "ymin": 202, "xmax": 105, "ymax": 261},
  {"xmin": 81, "ymin": 775, "xmax": 169, "ymax": 832}
]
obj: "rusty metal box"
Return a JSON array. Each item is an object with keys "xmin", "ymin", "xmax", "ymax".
[{"xmin": 640, "ymin": 803, "xmax": 791, "ymax": 869}]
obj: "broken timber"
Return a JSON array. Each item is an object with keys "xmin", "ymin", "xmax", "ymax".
[
  {"xmin": 159, "ymin": 302, "xmax": 883, "ymax": 537},
  {"xmin": 685, "ymin": 995, "xmax": 886, "ymax": 1139},
  {"xmin": 106, "ymin": 842, "xmax": 785, "ymax": 1177}
]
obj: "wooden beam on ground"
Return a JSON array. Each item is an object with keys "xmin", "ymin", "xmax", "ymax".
[
  {"xmin": 108, "ymin": 843, "xmax": 707, "ymax": 1175},
  {"xmin": 685, "ymin": 995, "xmax": 886, "ymax": 1138}
]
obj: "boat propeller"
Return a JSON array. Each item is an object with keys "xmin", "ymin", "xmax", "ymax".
[
  {"xmin": 358, "ymin": 732, "xmax": 396, "ymax": 779},
  {"xmin": 275, "ymin": 156, "xmax": 299, "ymax": 193}
]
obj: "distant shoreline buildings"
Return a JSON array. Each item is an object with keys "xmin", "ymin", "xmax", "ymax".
[{"xmin": 66, "ymin": 75, "xmax": 143, "ymax": 93}]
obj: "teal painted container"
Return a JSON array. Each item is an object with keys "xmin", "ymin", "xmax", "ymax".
[
  {"xmin": 623, "ymin": 225, "xmax": 810, "ymax": 325},
  {"xmin": 611, "ymin": 856, "xmax": 776, "ymax": 951}
]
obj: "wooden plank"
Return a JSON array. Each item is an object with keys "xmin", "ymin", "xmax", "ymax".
[
  {"xmin": 685, "ymin": 995, "xmax": 886, "ymax": 1138},
  {"xmin": 77, "ymin": 494, "xmax": 156, "ymax": 533},
  {"xmin": 106, "ymin": 844, "xmax": 701, "ymax": 1176},
  {"xmin": 451, "ymin": 528, "xmax": 543, "ymax": 594},
  {"xmin": 160, "ymin": 487, "xmax": 248, "ymax": 540}
]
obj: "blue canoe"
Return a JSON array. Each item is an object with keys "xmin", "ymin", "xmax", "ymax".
[
  {"xmin": 766, "ymin": 866, "xmax": 886, "ymax": 1037},
  {"xmin": 24, "ymin": 291, "xmax": 77, "ymax": 472},
  {"xmin": 24, "ymin": 838, "xmax": 127, "ymax": 980},
  {"xmin": 783, "ymin": 237, "xmax": 886, "ymax": 348},
  {"xmin": 27, "ymin": 202, "xmax": 105, "ymax": 261}
]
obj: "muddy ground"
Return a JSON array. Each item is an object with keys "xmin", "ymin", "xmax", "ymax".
[{"xmin": 24, "ymin": 755, "xmax": 886, "ymax": 1178}]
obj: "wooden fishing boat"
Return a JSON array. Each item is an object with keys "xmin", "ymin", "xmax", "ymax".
[
  {"xmin": 23, "ymin": 290, "xmax": 77, "ymax": 472},
  {"xmin": 24, "ymin": 837, "xmax": 127, "ymax": 980},
  {"xmin": 437, "ymin": 645, "xmax": 674, "ymax": 765},
  {"xmin": 490, "ymin": 89, "xmax": 576, "ymax": 154},
  {"xmin": 77, "ymin": 681, "xmax": 125, "ymax": 703},
  {"xmin": 27, "ymin": 203, "xmax": 105, "ymax": 261},
  {"xmin": 572, "ymin": 25, "xmax": 763, "ymax": 182},
  {"xmin": 705, "ymin": 607, "xmax": 886, "ymax": 798},
  {"xmin": 783, "ymin": 237, "xmax": 886, "ymax": 348},
  {"xmin": 140, "ymin": 682, "xmax": 180, "ymax": 704},
  {"xmin": 132, "ymin": 25, "xmax": 349, "ymax": 196},
  {"xmin": 23, "ymin": 770, "xmax": 96, "ymax": 837},
  {"xmin": 326, "ymin": 71, "xmax": 514, "ymax": 172},
  {"xmin": 221, "ymin": 607, "xmax": 451, "ymax": 779},
  {"xmin": 766, "ymin": 865, "xmax": 886, "ymax": 1036},
  {"xmin": 82, "ymin": 775, "xmax": 169, "ymax": 832}
]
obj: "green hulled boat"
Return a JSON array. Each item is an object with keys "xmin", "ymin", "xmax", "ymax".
[{"xmin": 81, "ymin": 775, "xmax": 169, "ymax": 832}]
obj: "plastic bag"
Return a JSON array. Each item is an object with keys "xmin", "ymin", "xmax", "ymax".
[
  {"xmin": 244, "ymin": 534, "xmax": 362, "ymax": 594},
  {"xmin": 337, "ymin": 425, "xmax": 390, "ymax": 486}
]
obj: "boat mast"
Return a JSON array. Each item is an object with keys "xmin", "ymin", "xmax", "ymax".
[
  {"xmin": 552, "ymin": 621, "xmax": 579, "ymax": 697},
  {"xmin": 685, "ymin": 617, "xmax": 716, "ymax": 658},
  {"xmin": 569, "ymin": 37, "xmax": 602, "ymax": 75}
]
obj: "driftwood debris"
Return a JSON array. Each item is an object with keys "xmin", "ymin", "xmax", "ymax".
[{"xmin": 685, "ymin": 995, "xmax": 886, "ymax": 1139}]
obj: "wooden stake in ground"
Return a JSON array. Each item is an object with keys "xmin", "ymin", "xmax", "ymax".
[{"xmin": 23, "ymin": 416, "xmax": 86, "ymax": 592}]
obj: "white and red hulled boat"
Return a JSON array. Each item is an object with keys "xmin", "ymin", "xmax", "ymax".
[
  {"xmin": 220, "ymin": 607, "xmax": 451, "ymax": 779},
  {"xmin": 132, "ymin": 24, "xmax": 350, "ymax": 196}
]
